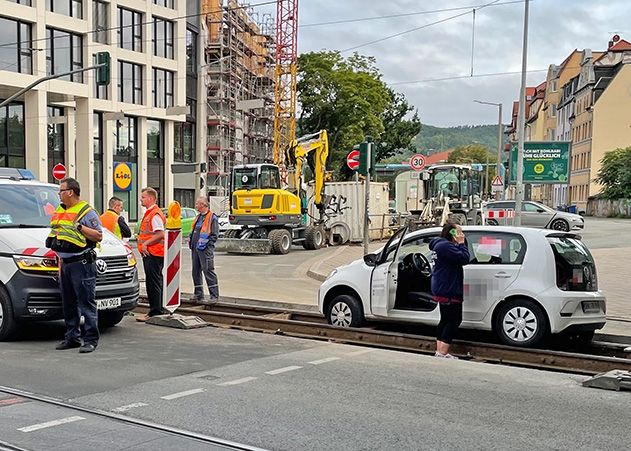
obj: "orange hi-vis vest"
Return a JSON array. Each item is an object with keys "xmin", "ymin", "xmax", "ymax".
[
  {"xmin": 100, "ymin": 209, "xmax": 122, "ymax": 239},
  {"xmin": 137, "ymin": 204, "xmax": 166, "ymax": 256},
  {"xmin": 194, "ymin": 210, "xmax": 214, "ymax": 250}
]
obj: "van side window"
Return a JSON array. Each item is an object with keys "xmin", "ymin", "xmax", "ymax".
[{"xmin": 466, "ymin": 232, "xmax": 526, "ymax": 264}]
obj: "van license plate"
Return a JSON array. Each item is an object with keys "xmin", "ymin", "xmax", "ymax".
[
  {"xmin": 582, "ymin": 301, "xmax": 600, "ymax": 314},
  {"xmin": 97, "ymin": 297, "xmax": 122, "ymax": 310}
]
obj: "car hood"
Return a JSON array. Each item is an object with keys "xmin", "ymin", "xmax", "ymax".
[
  {"xmin": 0, "ymin": 227, "xmax": 129, "ymax": 258},
  {"xmin": 556, "ymin": 211, "xmax": 583, "ymax": 221}
]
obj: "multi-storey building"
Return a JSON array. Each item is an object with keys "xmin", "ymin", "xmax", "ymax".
[
  {"xmin": 203, "ymin": 0, "xmax": 274, "ymax": 197},
  {"xmin": 0, "ymin": 0, "xmax": 189, "ymax": 221}
]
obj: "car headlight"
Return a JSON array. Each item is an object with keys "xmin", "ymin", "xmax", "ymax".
[
  {"xmin": 326, "ymin": 269, "xmax": 338, "ymax": 280},
  {"xmin": 14, "ymin": 255, "xmax": 59, "ymax": 273},
  {"xmin": 127, "ymin": 251, "xmax": 137, "ymax": 267}
]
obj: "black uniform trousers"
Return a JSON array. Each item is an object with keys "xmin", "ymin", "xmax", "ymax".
[{"xmin": 143, "ymin": 254, "xmax": 164, "ymax": 316}]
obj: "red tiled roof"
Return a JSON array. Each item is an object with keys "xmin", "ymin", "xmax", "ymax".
[
  {"xmin": 609, "ymin": 39, "xmax": 631, "ymax": 51},
  {"xmin": 423, "ymin": 150, "xmax": 453, "ymax": 165}
]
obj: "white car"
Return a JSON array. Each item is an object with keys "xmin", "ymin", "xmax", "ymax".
[{"xmin": 318, "ymin": 225, "xmax": 605, "ymax": 347}]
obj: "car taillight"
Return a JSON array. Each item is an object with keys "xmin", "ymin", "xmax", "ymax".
[
  {"xmin": 229, "ymin": 215, "xmax": 235, "ymax": 221},
  {"xmin": 269, "ymin": 215, "xmax": 277, "ymax": 221}
]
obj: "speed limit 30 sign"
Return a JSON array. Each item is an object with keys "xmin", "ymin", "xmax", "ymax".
[{"xmin": 409, "ymin": 154, "xmax": 426, "ymax": 171}]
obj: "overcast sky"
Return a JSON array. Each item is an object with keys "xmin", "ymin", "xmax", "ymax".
[{"xmin": 256, "ymin": 0, "xmax": 630, "ymax": 127}]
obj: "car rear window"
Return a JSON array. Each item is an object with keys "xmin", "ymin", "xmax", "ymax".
[{"xmin": 547, "ymin": 236, "xmax": 597, "ymax": 291}]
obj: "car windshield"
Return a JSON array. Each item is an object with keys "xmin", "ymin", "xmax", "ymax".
[
  {"xmin": 0, "ymin": 184, "xmax": 60, "ymax": 227},
  {"xmin": 547, "ymin": 236, "xmax": 597, "ymax": 291}
]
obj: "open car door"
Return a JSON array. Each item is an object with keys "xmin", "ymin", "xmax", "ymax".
[{"xmin": 370, "ymin": 226, "xmax": 408, "ymax": 317}]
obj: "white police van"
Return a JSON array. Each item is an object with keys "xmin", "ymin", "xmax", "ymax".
[{"xmin": 0, "ymin": 168, "xmax": 139, "ymax": 340}]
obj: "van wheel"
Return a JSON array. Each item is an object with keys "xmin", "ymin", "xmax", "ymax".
[
  {"xmin": 98, "ymin": 311, "xmax": 126, "ymax": 328},
  {"xmin": 0, "ymin": 286, "xmax": 18, "ymax": 341},
  {"xmin": 327, "ymin": 294, "xmax": 365, "ymax": 328},
  {"xmin": 270, "ymin": 229, "xmax": 292, "ymax": 254},
  {"xmin": 494, "ymin": 299, "xmax": 547, "ymax": 347},
  {"xmin": 303, "ymin": 225, "xmax": 324, "ymax": 250}
]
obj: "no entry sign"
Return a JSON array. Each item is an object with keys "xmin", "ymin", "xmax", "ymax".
[
  {"xmin": 52, "ymin": 163, "xmax": 66, "ymax": 181},
  {"xmin": 347, "ymin": 149, "xmax": 360, "ymax": 171}
]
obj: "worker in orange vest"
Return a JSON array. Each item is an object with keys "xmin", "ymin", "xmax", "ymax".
[
  {"xmin": 189, "ymin": 196, "xmax": 219, "ymax": 303},
  {"xmin": 99, "ymin": 196, "xmax": 132, "ymax": 240},
  {"xmin": 136, "ymin": 187, "xmax": 166, "ymax": 321}
]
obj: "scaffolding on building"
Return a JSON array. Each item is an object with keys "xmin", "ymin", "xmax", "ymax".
[{"xmin": 203, "ymin": 0, "xmax": 275, "ymax": 196}]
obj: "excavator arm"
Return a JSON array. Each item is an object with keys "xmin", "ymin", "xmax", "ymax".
[{"xmin": 286, "ymin": 130, "xmax": 329, "ymax": 211}]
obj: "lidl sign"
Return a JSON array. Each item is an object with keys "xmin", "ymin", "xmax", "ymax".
[
  {"xmin": 113, "ymin": 162, "xmax": 133, "ymax": 191},
  {"xmin": 509, "ymin": 141, "xmax": 571, "ymax": 184}
]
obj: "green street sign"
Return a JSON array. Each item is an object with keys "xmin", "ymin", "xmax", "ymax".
[{"xmin": 509, "ymin": 141, "xmax": 571, "ymax": 184}]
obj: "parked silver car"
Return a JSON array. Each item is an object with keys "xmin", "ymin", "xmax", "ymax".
[{"xmin": 485, "ymin": 201, "xmax": 584, "ymax": 232}]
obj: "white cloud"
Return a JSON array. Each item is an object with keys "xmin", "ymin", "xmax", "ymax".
[{"xmin": 254, "ymin": 0, "xmax": 631, "ymax": 126}]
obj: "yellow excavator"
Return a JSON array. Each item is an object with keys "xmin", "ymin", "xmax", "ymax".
[{"xmin": 217, "ymin": 130, "xmax": 330, "ymax": 254}]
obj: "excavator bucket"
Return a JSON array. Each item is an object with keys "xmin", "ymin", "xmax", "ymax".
[{"xmin": 215, "ymin": 238, "xmax": 272, "ymax": 254}]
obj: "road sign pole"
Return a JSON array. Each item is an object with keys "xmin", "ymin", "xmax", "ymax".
[
  {"xmin": 514, "ymin": 0, "xmax": 530, "ymax": 226},
  {"xmin": 497, "ymin": 103, "xmax": 504, "ymax": 200},
  {"xmin": 363, "ymin": 139, "xmax": 372, "ymax": 255}
]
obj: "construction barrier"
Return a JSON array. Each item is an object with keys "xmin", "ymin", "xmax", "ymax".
[
  {"xmin": 481, "ymin": 208, "xmax": 515, "ymax": 226},
  {"xmin": 163, "ymin": 201, "xmax": 182, "ymax": 314}
]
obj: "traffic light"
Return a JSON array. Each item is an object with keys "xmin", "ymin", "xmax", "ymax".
[
  {"xmin": 358, "ymin": 139, "xmax": 376, "ymax": 177},
  {"xmin": 95, "ymin": 52, "xmax": 110, "ymax": 86}
]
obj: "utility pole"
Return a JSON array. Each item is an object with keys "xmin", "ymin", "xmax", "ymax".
[
  {"xmin": 474, "ymin": 100, "xmax": 504, "ymax": 200},
  {"xmin": 514, "ymin": 0, "xmax": 530, "ymax": 226}
]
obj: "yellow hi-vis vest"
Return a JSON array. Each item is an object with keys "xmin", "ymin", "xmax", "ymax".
[{"xmin": 47, "ymin": 201, "xmax": 93, "ymax": 249}]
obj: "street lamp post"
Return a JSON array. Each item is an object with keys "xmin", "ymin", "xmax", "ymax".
[
  {"xmin": 474, "ymin": 100, "xmax": 504, "ymax": 200},
  {"xmin": 514, "ymin": 0, "xmax": 530, "ymax": 226}
]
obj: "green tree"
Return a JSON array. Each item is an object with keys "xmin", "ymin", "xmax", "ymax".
[
  {"xmin": 297, "ymin": 51, "xmax": 418, "ymax": 178},
  {"xmin": 447, "ymin": 143, "xmax": 493, "ymax": 164},
  {"xmin": 595, "ymin": 147, "xmax": 631, "ymax": 199}
]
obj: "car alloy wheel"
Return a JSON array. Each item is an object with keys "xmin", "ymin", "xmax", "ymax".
[
  {"xmin": 550, "ymin": 218, "xmax": 570, "ymax": 232},
  {"xmin": 502, "ymin": 306, "xmax": 539, "ymax": 343},
  {"xmin": 330, "ymin": 302, "xmax": 353, "ymax": 327}
]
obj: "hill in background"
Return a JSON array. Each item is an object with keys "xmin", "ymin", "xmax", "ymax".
[{"xmin": 414, "ymin": 124, "xmax": 500, "ymax": 155}]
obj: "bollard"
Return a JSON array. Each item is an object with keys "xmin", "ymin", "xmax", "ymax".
[{"xmin": 163, "ymin": 201, "xmax": 182, "ymax": 314}]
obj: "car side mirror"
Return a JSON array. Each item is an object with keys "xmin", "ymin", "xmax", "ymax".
[{"xmin": 363, "ymin": 253, "xmax": 378, "ymax": 267}]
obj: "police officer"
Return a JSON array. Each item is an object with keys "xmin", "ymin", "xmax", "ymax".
[
  {"xmin": 136, "ymin": 187, "xmax": 166, "ymax": 321},
  {"xmin": 47, "ymin": 178, "xmax": 103, "ymax": 353},
  {"xmin": 190, "ymin": 196, "xmax": 219, "ymax": 302},
  {"xmin": 100, "ymin": 196, "xmax": 132, "ymax": 240}
]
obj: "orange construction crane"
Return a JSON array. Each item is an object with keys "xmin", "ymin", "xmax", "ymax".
[{"xmin": 273, "ymin": 0, "xmax": 299, "ymax": 168}]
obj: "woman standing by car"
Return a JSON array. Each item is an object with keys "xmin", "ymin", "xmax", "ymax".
[{"xmin": 429, "ymin": 223, "xmax": 470, "ymax": 359}]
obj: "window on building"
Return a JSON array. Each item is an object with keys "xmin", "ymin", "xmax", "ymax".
[
  {"xmin": 46, "ymin": 28, "xmax": 83, "ymax": 82},
  {"xmin": 174, "ymin": 122, "xmax": 194, "ymax": 162},
  {"xmin": 93, "ymin": 0, "xmax": 108, "ymax": 44},
  {"xmin": 186, "ymin": 28, "xmax": 198, "ymax": 75},
  {"xmin": 153, "ymin": 17, "xmax": 174, "ymax": 59},
  {"xmin": 153, "ymin": 0, "xmax": 174, "ymax": 8},
  {"xmin": 551, "ymin": 80, "xmax": 557, "ymax": 92},
  {"xmin": 550, "ymin": 104, "xmax": 557, "ymax": 118},
  {"xmin": 118, "ymin": 7, "xmax": 142, "ymax": 52},
  {"xmin": 118, "ymin": 61, "xmax": 143, "ymax": 104},
  {"xmin": 152, "ymin": 68, "xmax": 174, "ymax": 108},
  {"xmin": 92, "ymin": 53, "xmax": 109, "ymax": 100},
  {"xmin": 174, "ymin": 189, "xmax": 195, "ymax": 208},
  {"xmin": 93, "ymin": 112, "xmax": 104, "ymax": 213},
  {"xmin": 47, "ymin": 0, "xmax": 83, "ymax": 19},
  {"xmin": 47, "ymin": 107, "xmax": 65, "ymax": 184},
  {"xmin": 0, "ymin": 18, "xmax": 32, "ymax": 75},
  {"xmin": 8, "ymin": 0, "xmax": 32, "ymax": 5},
  {"xmin": 113, "ymin": 116, "xmax": 138, "ymax": 221},
  {"xmin": 0, "ymin": 103, "xmax": 25, "ymax": 168},
  {"xmin": 147, "ymin": 120, "xmax": 165, "ymax": 206}
]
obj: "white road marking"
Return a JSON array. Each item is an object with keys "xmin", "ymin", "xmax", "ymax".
[
  {"xmin": 160, "ymin": 388, "xmax": 205, "ymax": 400},
  {"xmin": 217, "ymin": 377, "xmax": 258, "ymax": 386},
  {"xmin": 18, "ymin": 416, "xmax": 85, "ymax": 433},
  {"xmin": 308, "ymin": 357, "xmax": 341, "ymax": 365},
  {"xmin": 345, "ymin": 349, "xmax": 373, "ymax": 357},
  {"xmin": 112, "ymin": 402, "xmax": 148, "ymax": 412},
  {"xmin": 264, "ymin": 365, "xmax": 303, "ymax": 375}
]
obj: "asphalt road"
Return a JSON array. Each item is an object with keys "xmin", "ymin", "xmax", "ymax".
[{"xmin": 1, "ymin": 319, "xmax": 630, "ymax": 450}]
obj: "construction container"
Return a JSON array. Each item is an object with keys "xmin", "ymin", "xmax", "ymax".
[{"xmin": 307, "ymin": 181, "xmax": 390, "ymax": 243}]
